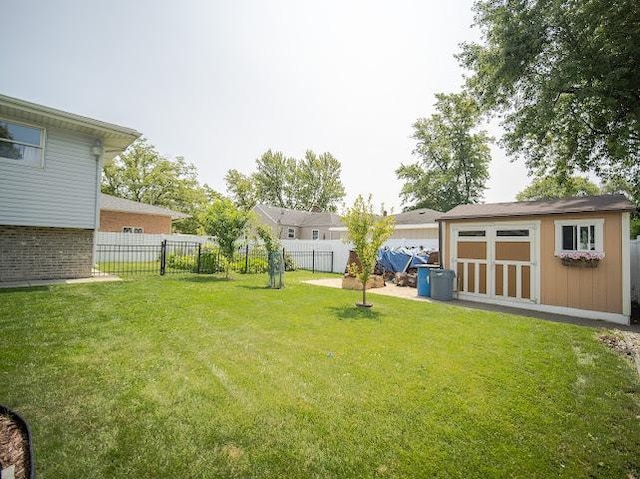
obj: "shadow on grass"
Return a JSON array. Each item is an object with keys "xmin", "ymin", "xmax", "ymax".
[
  {"xmin": 0, "ymin": 286, "xmax": 50, "ymax": 294},
  {"xmin": 174, "ymin": 275, "xmax": 234, "ymax": 284},
  {"xmin": 327, "ymin": 305, "xmax": 383, "ymax": 321}
]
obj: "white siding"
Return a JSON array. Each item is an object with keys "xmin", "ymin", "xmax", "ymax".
[{"xmin": 0, "ymin": 125, "xmax": 99, "ymax": 229}]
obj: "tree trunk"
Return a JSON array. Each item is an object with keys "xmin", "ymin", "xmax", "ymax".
[{"xmin": 362, "ymin": 283, "xmax": 366, "ymax": 306}]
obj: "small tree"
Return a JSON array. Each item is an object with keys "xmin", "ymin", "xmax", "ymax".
[
  {"xmin": 255, "ymin": 224, "xmax": 284, "ymax": 288},
  {"xmin": 203, "ymin": 198, "xmax": 252, "ymax": 279},
  {"xmin": 342, "ymin": 195, "xmax": 395, "ymax": 307}
]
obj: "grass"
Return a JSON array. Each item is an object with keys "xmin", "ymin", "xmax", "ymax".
[{"xmin": 0, "ymin": 272, "xmax": 638, "ymax": 478}]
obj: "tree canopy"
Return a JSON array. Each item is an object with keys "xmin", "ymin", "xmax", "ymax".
[
  {"xmin": 342, "ymin": 195, "xmax": 395, "ymax": 307},
  {"xmin": 396, "ymin": 92, "xmax": 492, "ymax": 212},
  {"xmin": 458, "ymin": 0, "xmax": 640, "ymax": 187},
  {"xmin": 516, "ymin": 176, "xmax": 601, "ymax": 201},
  {"xmin": 225, "ymin": 149, "xmax": 346, "ymax": 212},
  {"xmin": 102, "ymin": 139, "xmax": 219, "ymax": 234}
]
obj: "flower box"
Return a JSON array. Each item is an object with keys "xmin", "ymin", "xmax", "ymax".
[
  {"xmin": 560, "ymin": 257, "xmax": 600, "ymax": 268},
  {"xmin": 556, "ymin": 251, "xmax": 604, "ymax": 268}
]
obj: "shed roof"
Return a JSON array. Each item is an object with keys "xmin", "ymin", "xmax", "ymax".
[
  {"xmin": 437, "ymin": 194, "xmax": 635, "ymax": 221},
  {"xmin": 100, "ymin": 194, "xmax": 189, "ymax": 220}
]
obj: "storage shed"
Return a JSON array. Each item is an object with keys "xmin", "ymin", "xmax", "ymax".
[{"xmin": 437, "ymin": 195, "xmax": 635, "ymax": 325}]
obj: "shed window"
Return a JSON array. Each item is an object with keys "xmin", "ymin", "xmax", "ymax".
[
  {"xmin": 496, "ymin": 229, "xmax": 529, "ymax": 237},
  {"xmin": 555, "ymin": 219, "xmax": 603, "ymax": 253},
  {"xmin": 458, "ymin": 230, "xmax": 486, "ymax": 237},
  {"xmin": 0, "ymin": 119, "xmax": 45, "ymax": 166},
  {"xmin": 287, "ymin": 228, "xmax": 295, "ymax": 239},
  {"xmin": 312, "ymin": 229, "xmax": 319, "ymax": 240}
]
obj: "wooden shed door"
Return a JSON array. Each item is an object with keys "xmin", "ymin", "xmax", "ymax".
[
  {"xmin": 492, "ymin": 227, "xmax": 535, "ymax": 302},
  {"xmin": 452, "ymin": 225, "xmax": 537, "ymax": 303},
  {"xmin": 454, "ymin": 229, "xmax": 489, "ymax": 296}
]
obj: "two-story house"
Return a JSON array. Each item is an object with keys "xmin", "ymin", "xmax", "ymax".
[{"xmin": 0, "ymin": 94, "xmax": 140, "ymax": 282}]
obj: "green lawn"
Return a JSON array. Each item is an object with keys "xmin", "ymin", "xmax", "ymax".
[{"xmin": 0, "ymin": 272, "xmax": 638, "ymax": 478}]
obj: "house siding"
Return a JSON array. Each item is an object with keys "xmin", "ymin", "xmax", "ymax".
[
  {"xmin": 0, "ymin": 123, "xmax": 99, "ymax": 229},
  {"xmin": 441, "ymin": 211, "xmax": 625, "ymax": 315},
  {"xmin": 100, "ymin": 210, "xmax": 172, "ymax": 234},
  {"xmin": 0, "ymin": 225, "xmax": 94, "ymax": 281}
]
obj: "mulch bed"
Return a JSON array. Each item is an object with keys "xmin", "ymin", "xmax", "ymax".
[
  {"xmin": 599, "ymin": 332, "xmax": 640, "ymax": 376},
  {"xmin": 0, "ymin": 408, "xmax": 31, "ymax": 479}
]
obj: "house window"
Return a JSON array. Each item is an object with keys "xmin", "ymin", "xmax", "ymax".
[
  {"xmin": 0, "ymin": 119, "xmax": 45, "ymax": 167},
  {"xmin": 555, "ymin": 219, "xmax": 603, "ymax": 253},
  {"xmin": 287, "ymin": 228, "xmax": 295, "ymax": 239},
  {"xmin": 312, "ymin": 229, "xmax": 319, "ymax": 240},
  {"xmin": 123, "ymin": 226, "xmax": 144, "ymax": 234}
]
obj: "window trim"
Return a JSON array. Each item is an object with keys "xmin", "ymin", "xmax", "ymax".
[
  {"xmin": 554, "ymin": 219, "xmax": 604, "ymax": 255},
  {"xmin": 0, "ymin": 117, "xmax": 46, "ymax": 168},
  {"xmin": 122, "ymin": 226, "xmax": 144, "ymax": 234},
  {"xmin": 287, "ymin": 227, "xmax": 295, "ymax": 239},
  {"xmin": 312, "ymin": 229, "xmax": 320, "ymax": 240}
]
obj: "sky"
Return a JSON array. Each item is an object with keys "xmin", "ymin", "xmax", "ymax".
[{"xmin": 0, "ymin": 0, "xmax": 532, "ymax": 212}]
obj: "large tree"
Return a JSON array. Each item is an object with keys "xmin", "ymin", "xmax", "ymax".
[
  {"xmin": 225, "ymin": 149, "xmax": 346, "ymax": 212},
  {"xmin": 102, "ymin": 138, "xmax": 219, "ymax": 233},
  {"xmin": 458, "ymin": 0, "xmax": 640, "ymax": 185},
  {"xmin": 516, "ymin": 175, "xmax": 601, "ymax": 201},
  {"xmin": 396, "ymin": 92, "xmax": 492, "ymax": 212}
]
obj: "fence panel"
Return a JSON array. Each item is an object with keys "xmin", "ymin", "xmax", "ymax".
[
  {"xmin": 632, "ymin": 237, "xmax": 640, "ymax": 303},
  {"xmin": 94, "ymin": 243, "xmax": 162, "ymax": 276}
]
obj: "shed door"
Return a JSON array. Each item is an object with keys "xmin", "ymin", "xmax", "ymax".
[
  {"xmin": 452, "ymin": 224, "xmax": 537, "ymax": 303},
  {"xmin": 454, "ymin": 228, "xmax": 489, "ymax": 296},
  {"xmin": 492, "ymin": 227, "xmax": 535, "ymax": 302}
]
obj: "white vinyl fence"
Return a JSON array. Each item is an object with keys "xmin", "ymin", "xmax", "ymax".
[
  {"xmin": 632, "ymin": 236, "xmax": 640, "ymax": 303},
  {"xmin": 95, "ymin": 232, "xmax": 438, "ymax": 274}
]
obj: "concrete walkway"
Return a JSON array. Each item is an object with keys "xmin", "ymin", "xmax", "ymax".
[
  {"xmin": 0, "ymin": 275, "xmax": 121, "ymax": 289},
  {"xmin": 303, "ymin": 277, "xmax": 640, "ymax": 332}
]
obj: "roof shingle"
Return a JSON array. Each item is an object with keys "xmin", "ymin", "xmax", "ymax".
[
  {"xmin": 437, "ymin": 194, "xmax": 635, "ymax": 221},
  {"xmin": 100, "ymin": 194, "xmax": 189, "ymax": 220}
]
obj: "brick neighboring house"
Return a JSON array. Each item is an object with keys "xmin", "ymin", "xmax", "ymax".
[
  {"xmin": 0, "ymin": 94, "xmax": 140, "ymax": 282},
  {"xmin": 99, "ymin": 194, "xmax": 189, "ymax": 234}
]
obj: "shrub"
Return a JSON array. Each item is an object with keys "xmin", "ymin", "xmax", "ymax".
[
  {"xmin": 284, "ymin": 253, "xmax": 296, "ymax": 272},
  {"xmin": 165, "ymin": 253, "xmax": 197, "ymax": 272},
  {"xmin": 199, "ymin": 245, "xmax": 227, "ymax": 274}
]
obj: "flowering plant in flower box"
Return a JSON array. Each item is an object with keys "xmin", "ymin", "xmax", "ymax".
[{"xmin": 555, "ymin": 251, "xmax": 604, "ymax": 267}]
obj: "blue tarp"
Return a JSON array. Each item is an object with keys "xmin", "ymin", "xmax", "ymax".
[{"xmin": 377, "ymin": 247, "xmax": 431, "ymax": 273}]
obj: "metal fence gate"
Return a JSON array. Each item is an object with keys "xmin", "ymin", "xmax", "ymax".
[{"xmin": 94, "ymin": 240, "xmax": 334, "ymax": 277}]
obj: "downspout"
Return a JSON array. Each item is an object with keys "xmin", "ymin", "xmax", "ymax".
[{"xmin": 91, "ymin": 139, "xmax": 104, "ymax": 274}]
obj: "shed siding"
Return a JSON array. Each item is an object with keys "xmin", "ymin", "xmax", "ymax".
[{"xmin": 0, "ymin": 125, "xmax": 98, "ymax": 229}]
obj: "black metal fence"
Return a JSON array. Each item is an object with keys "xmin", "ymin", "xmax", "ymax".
[{"xmin": 94, "ymin": 240, "xmax": 334, "ymax": 277}]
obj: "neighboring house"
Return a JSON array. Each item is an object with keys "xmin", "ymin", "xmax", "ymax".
[
  {"xmin": 437, "ymin": 194, "xmax": 634, "ymax": 325},
  {"xmin": 328, "ymin": 208, "xmax": 442, "ymax": 242},
  {"xmin": 100, "ymin": 193, "xmax": 189, "ymax": 234},
  {"xmin": 0, "ymin": 94, "xmax": 140, "ymax": 282},
  {"xmin": 253, "ymin": 204, "xmax": 342, "ymax": 240}
]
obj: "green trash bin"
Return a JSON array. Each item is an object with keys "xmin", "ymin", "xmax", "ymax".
[{"xmin": 430, "ymin": 269, "xmax": 456, "ymax": 301}]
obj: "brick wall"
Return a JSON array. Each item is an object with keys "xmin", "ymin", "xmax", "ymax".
[
  {"xmin": 0, "ymin": 225, "xmax": 94, "ymax": 282},
  {"xmin": 99, "ymin": 210, "xmax": 172, "ymax": 234}
]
